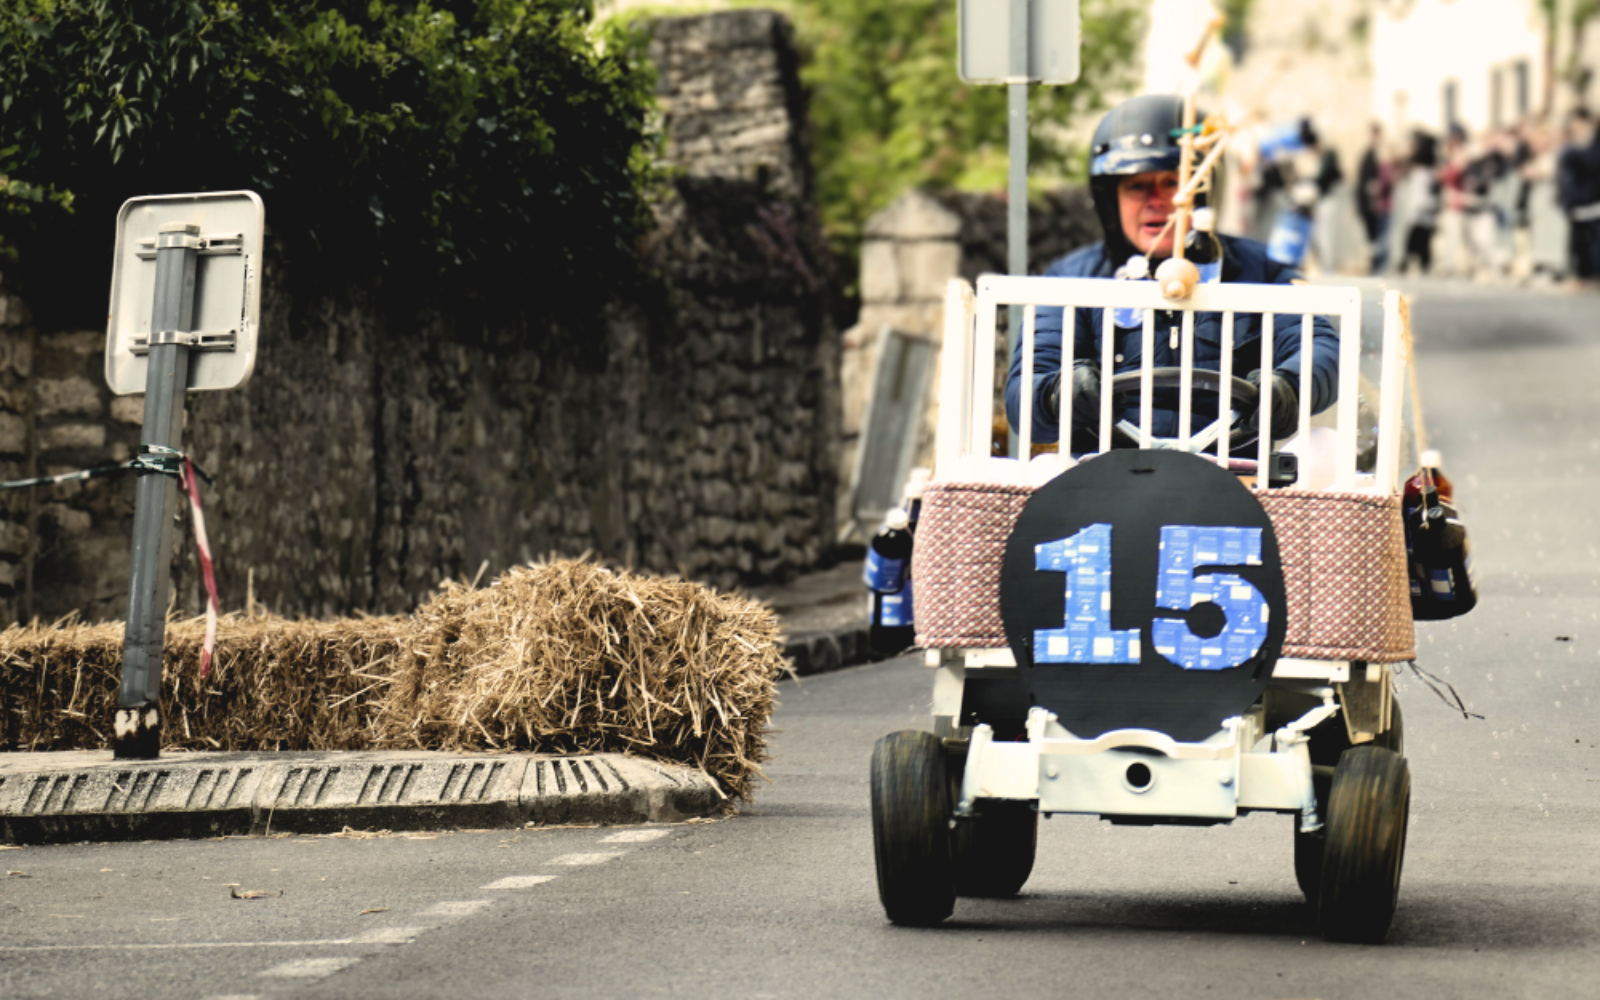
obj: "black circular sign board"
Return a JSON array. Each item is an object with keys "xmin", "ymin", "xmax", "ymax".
[{"xmin": 998, "ymin": 450, "xmax": 1287, "ymax": 743}]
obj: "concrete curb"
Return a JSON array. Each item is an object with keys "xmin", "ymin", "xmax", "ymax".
[
  {"xmin": 0, "ymin": 750, "xmax": 723, "ymax": 845},
  {"xmin": 780, "ymin": 625, "xmax": 872, "ymax": 677}
]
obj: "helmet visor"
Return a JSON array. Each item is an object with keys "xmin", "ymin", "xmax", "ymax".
[{"xmin": 1090, "ymin": 134, "xmax": 1183, "ymax": 177}]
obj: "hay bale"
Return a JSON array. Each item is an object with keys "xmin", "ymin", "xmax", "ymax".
[{"xmin": 0, "ymin": 559, "xmax": 784, "ymax": 799}]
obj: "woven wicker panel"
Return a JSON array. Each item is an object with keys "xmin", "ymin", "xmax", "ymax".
[
  {"xmin": 914, "ymin": 481, "xmax": 1416, "ymax": 663},
  {"xmin": 1257, "ymin": 490, "xmax": 1416, "ymax": 662},
  {"xmin": 912, "ymin": 482, "xmax": 1035, "ymax": 648}
]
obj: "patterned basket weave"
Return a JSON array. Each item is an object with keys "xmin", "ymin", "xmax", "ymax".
[{"xmin": 913, "ymin": 481, "xmax": 1416, "ymax": 663}]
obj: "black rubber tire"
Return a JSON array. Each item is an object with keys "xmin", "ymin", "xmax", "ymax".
[
  {"xmin": 871, "ymin": 730, "xmax": 956, "ymax": 925},
  {"xmin": 1318, "ymin": 745, "xmax": 1411, "ymax": 944},
  {"xmin": 953, "ymin": 801, "xmax": 1038, "ymax": 898},
  {"xmin": 1293, "ymin": 698, "xmax": 1405, "ymax": 904},
  {"xmin": 1293, "ymin": 811, "xmax": 1326, "ymax": 905}
]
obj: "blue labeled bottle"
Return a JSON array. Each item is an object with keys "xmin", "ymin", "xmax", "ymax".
[{"xmin": 866, "ymin": 506, "xmax": 916, "ymax": 658}]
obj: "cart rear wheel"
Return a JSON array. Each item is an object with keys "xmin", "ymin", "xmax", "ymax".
[
  {"xmin": 1318, "ymin": 745, "xmax": 1410, "ymax": 943},
  {"xmin": 871, "ymin": 730, "xmax": 955, "ymax": 925},
  {"xmin": 953, "ymin": 801, "xmax": 1038, "ymax": 898}
]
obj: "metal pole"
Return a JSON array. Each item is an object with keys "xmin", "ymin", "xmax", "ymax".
[
  {"xmin": 114, "ymin": 222, "xmax": 198, "ymax": 759},
  {"xmin": 1005, "ymin": 0, "xmax": 1030, "ymax": 458}
]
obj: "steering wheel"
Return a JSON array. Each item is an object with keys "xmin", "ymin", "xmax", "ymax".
[{"xmin": 1091, "ymin": 368, "xmax": 1260, "ymax": 454}]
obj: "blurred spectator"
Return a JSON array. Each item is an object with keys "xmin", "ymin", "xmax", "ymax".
[
  {"xmin": 1306, "ymin": 124, "xmax": 1345, "ymax": 272},
  {"xmin": 1523, "ymin": 115, "xmax": 1569, "ymax": 282},
  {"xmin": 1438, "ymin": 126, "xmax": 1470, "ymax": 277},
  {"xmin": 1463, "ymin": 129, "xmax": 1512, "ymax": 279},
  {"xmin": 1557, "ymin": 107, "xmax": 1600, "ymax": 290},
  {"xmin": 1393, "ymin": 129, "xmax": 1440, "ymax": 276},
  {"xmin": 1357, "ymin": 123, "xmax": 1393, "ymax": 274}
]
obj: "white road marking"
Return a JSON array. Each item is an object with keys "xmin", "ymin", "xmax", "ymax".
[
  {"xmin": 0, "ymin": 940, "xmax": 355, "ymax": 952},
  {"xmin": 599, "ymin": 829, "xmax": 669, "ymax": 844},
  {"xmin": 482, "ymin": 875, "xmax": 558, "ymax": 890},
  {"xmin": 259, "ymin": 957, "xmax": 361, "ymax": 978},
  {"xmin": 351, "ymin": 926, "xmax": 429, "ymax": 945},
  {"xmin": 419, "ymin": 900, "xmax": 494, "ymax": 918},
  {"xmin": 551, "ymin": 852, "xmax": 623, "ymax": 865},
  {"xmin": 204, "ymin": 995, "xmax": 264, "ymax": 1000}
]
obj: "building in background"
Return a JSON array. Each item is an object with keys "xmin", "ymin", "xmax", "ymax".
[{"xmin": 1371, "ymin": 0, "xmax": 1546, "ymax": 135}]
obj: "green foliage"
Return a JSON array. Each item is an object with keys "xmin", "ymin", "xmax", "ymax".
[
  {"xmin": 0, "ymin": 0, "xmax": 659, "ymax": 311},
  {"xmin": 772, "ymin": 0, "xmax": 1143, "ymax": 258}
]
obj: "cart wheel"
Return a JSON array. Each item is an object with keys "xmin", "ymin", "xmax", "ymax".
[
  {"xmin": 871, "ymin": 730, "xmax": 956, "ymax": 925},
  {"xmin": 1296, "ymin": 699, "xmax": 1406, "ymax": 904},
  {"xmin": 1317, "ymin": 745, "xmax": 1410, "ymax": 943},
  {"xmin": 1293, "ymin": 811, "xmax": 1326, "ymax": 905},
  {"xmin": 953, "ymin": 801, "xmax": 1038, "ymax": 898}
]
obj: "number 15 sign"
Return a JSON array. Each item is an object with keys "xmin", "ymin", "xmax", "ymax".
[{"xmin": 999, "ymin": 450, "xmax": 1287, "ymax": 741}]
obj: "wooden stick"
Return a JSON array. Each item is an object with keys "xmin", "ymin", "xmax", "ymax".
[
  {"xmin": 1185, "ymin": 14, "xmax": 1225, "ymax": 69},
  {"xmin": 1174, "ymin": 92, "xmax": 1196, "ymax": 260}
]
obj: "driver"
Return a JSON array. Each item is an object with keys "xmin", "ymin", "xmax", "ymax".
[{"xmin": 1004, "ymin": 94, "xmax": 1340, "ymax": 452}]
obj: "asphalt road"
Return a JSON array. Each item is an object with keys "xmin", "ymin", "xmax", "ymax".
[{"xmin": 1, "ymin": 282, "xmax": 1596, "ymax": 999}]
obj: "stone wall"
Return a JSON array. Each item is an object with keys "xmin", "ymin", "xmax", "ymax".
[
  {"xmin": 0, "ymin": 9, "xmax": 840, "ymax": 625},
  {"xmin": 838, "ymin": 187, "xmax": 1099, "ymax": 539}
]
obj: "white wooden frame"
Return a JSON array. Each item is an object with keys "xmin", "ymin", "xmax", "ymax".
[{"xmin": 937, "ymin": 275, "xmax": 1410, "ymax": 495}]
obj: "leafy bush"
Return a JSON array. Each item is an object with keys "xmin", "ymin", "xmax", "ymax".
[
  {"xmin": 773, "ymin": 0, "xmax": 1143, "ymax": 261},
  {"xmin": 0, "ymin": 0, "xmax": 659, "ymax": 317}
]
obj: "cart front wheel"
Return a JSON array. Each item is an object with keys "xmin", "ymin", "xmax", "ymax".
[
  {"xmin": 953, "ymin": 801, "xmax": 1038, "ymax": 898},
  {"xmin": 1318, "ymin": 745, "xmax": 1410, "ymax": 943},
  {"xmin": 871, "ymin": 730, "xmax": 956, "ymax": 925}
]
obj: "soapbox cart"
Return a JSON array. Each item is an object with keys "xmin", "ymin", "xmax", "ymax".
[{"xmin": 871, "ymin": 275, "xmax": 1416, "ymax": 944}]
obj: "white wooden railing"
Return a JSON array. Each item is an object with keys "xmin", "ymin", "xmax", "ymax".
[{"xmin": 936, "ymin": 275, "xmax": 1410, "ymax": 495}]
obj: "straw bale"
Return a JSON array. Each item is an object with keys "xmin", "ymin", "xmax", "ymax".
[{"xmin": 0, "ymin": 559, "xmax": 785, "ymax": 799}]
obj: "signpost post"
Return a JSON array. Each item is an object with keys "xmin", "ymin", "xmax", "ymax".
[
  {"xmin": 104, "ymin": 192, "xmax": 264, "ymax": 759},
  {"xmin": 958, "ymin": 0, "xmax": 1079, "ymax": 456}
]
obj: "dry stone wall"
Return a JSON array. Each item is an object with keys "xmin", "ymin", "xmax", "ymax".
[{"xmin": 0, "ymin": 9, "xmax": 839, "ymax": 625}]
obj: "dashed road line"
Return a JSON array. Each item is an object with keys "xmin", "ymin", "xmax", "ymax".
[
  {"xmin": 550, "ymin": 851, "xmax": 624, "ymax": 865},
  {"xmin": 259, "ymin": 956, "xmax": 362, "ymax": 978},
  {"xmin": 351, "ymin": 926, "xmax": 429, "ymax": 945},
  {"xmin": 482, "ymin": 875, "xmax": 559, "ymax": 890},
  {"xmin": 419, "ymin": 900, "xmax": 494, "ymax": 918},
  {"xmin": 600, "ymin": 829, "xmax": 671, "ymax": 844}
]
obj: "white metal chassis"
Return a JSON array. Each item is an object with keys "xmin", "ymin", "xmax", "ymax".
[{"xmin": 932, "ymin": 650, "xmax": 1399, "ymax": 830}]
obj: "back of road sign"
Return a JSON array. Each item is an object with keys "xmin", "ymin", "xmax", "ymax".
[
  {"xmin": 958, "ymin": 0, "xmax": 1080, "ymax": 85},
  {"xmin": 105, "ymin": 191, "xmax": 264, "ymax": 395}
]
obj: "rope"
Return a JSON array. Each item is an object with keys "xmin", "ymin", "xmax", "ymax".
[
  {"xmin": 0, "ymin": 444, "xmax": 212, "ymax": 491},
  {"xmin": 1406, "ymin": 660, "xmax": 1483, "ymax": 720}
]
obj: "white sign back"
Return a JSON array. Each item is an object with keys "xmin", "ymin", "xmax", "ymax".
[
  {"xmin": 105, "ymin": 191, "xmax": 264, "ymax": 395},
  {"xmin": 958, "ymin": 0, "xmax": 1081, "ymax": 85}
]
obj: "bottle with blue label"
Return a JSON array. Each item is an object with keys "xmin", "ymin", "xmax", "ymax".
[
  {"xmin": 871, "ymin": 580, "xmax": 916, "ymax": 659},
  {"xmin": 866, "ymin": 506, "xmax": 916, "ymax": 657},
  {"xmin": 863, "ymin": 506, "xmax": 912, "ymax": 593}
]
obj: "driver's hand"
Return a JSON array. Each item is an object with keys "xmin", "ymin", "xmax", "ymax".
[
  {"xmin": 1067, "ymin": 360, "xmax": 1101, "ymax": 429},
  {"xmin": 1243, "ymin": 369, "xmax": 1299, "ymax": 441}
]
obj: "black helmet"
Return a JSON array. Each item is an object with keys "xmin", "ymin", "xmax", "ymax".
[{"xmin": 1088, "ymin": 94, "xmax": 1202, "ymax": 266}]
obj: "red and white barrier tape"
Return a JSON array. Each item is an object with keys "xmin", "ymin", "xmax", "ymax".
[{"xmin": 180, "ymin": 457, "xmax": 220, "ymax": 679}]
